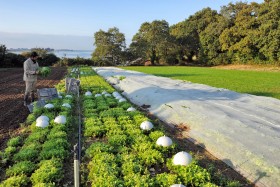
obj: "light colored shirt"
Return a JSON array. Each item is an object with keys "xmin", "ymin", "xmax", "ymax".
[{"xmin": 23, "ymin": 58, "xmax": 39, "ymax": 81}]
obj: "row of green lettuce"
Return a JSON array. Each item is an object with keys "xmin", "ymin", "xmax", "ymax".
[
  {"xmin": 0, "ymin": 80, "xmax": 75, "ymax": 187},
  {"xmin": 77, "ymin": 66, "xmax": 242, "ymax": 187}
]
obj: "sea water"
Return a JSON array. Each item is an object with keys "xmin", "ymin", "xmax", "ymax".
[
  {"xmin": 9, "ymin": 50, "xmax": 92, "ymax": 59},
  {"xmin": 54, "ymin": 50, "xmax": 92, "ymax": 59}
]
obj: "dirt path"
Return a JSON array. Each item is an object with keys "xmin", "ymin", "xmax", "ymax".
[
  {"xmin": 95, "ymin": 67, "xmax": 280, "ymax": 187},
  {"xmin": 0, "ymin": 67, "xmax": 67, "ymax": 150}
]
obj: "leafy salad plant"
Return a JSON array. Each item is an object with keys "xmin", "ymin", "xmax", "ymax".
[{"xmin": 39, "ymin": 67, "xmax": 51, "ymax": 77}]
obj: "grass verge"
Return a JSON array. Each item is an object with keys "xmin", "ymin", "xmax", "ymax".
[{"xmin": 122, "ymin": 66, "xmax": 280, "ymax": 100}]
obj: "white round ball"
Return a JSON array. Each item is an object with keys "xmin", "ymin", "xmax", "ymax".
[
  {"xmin": 44, "ymin": 103, "xmax": 54, "ymax": 109},
  {"xmin": 173, "ymin": 151, "xmax": 192, "ymax": 166},
  {"xmin": 85, "ymin": 91, "xmax": 92, "ymax": 96},
  {"xmin": 36, "ymin": 120, "xmax": 49, "ymax": 128},
  {"xmin": 112, "ymin": 91, "xmax": 120, "ymax": 97},
  {"xmin": 127, "ymin": 107, "xmax": 136, "ymax": 112},
  {"xmin": 115, "ymin": 95, "xmax": 122, "ymax": 99},
  {"xmin": 65, "ymin": 95, "xmax": 73, "ymax": 98},
  {"xmin": 119, "ymin": 98, "xmax": 126, "ymax": 102},
  {"xmin": 140, "ymin": 121, "xmax": 154, "ymax": 131},
  {"xmin": 36, "ymin": 115, "xmax": 49, "ymax": 123},
  {"xmin": 95, "ymin": 94, "xmax": 102, "ymax": 97},
  {"xmin": 54, "ymin": 115, "xmax": 67, "ymax": 124},
  {"xmin": 62, "ymin": 103, "xmax": 71, "ymax": 108},
  {"xmin": 156, "ymin": 136, "xmax": 173, "ymax": 147},
  {"xmin": 104, "ymin": 93, "xmax": 111, "ymax": 97}
]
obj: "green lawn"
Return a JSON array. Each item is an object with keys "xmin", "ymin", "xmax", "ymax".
[{"xmin": 121, "ymin": 66, "xmax": 280, "ymax": 100}]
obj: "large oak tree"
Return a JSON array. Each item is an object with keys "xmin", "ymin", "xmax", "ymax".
[{"xmin": 92, "ymin": 27, "xmax": 126, "ymax": 66}]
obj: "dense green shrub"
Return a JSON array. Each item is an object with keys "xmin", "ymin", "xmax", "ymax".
[
  {"xmin": 121, "ymin": 153, "xmax": 145, "ymax": 176},
  {"xmin": 138, "ymin": 149, "xmax": 164, "ymax": 167},
  {"xmin": 149, "ymin": 130, "xmax": 165, "ymax": 142},
  {"xmin": 167, "ymin": 159, "xmax": 212, "ymax": 186},
  {"xmin": 84, "ymin": 117, "xmax": 106, "ymax": 137},
  {"xmin": 6, "ymin": 161, "xmax": 36, "ymax": 177},
  {"xmin": 0, "ymin": 53, "xmax": 26, "ymax": 68},
  {"xmin": 39, "ymin": 138, "xmax": 69, "ymax": 160},
  {"xmin": 1, "ymin": 146, "xmax": 17, "ymax": 164},
  {"xmin": 39, "ymin": 148, "xmax": 68, "ymax": 160},
  {"xmin": 108, "ymin": 134, "xmax": 128, "ymax": 148},
  {"xmin": 39, "ymin": 54, "xmax": 60, "ymax": 66},
  {"xmin": 13, "ymin": 143, "xmax": 41, "ymax": 162},
  {"xmin": 99, "ymin": 107, "xmax": 127, "ymax": 118},
  {"xmin": 123, "ymin": 173, "xmax": 154, "ymax": 187},
  {"xmin": 0, "ymin": 174, "xmax": 29, "ymax": 187},
  {"xmin": 155, "ymin": 173, "xmax": 181, "ymax": 186},
  {"xmin": 30, "ymin": 159, "xmax": 63, "ymax": 184},
  {"xmin": 33, "ymin": 183, "xmax": 56, "ymax": 187},
  {"xmin": 26, "ymin": 113, "xmax": 37, "ymax": 125},
  {"xmin": 39, "ymin": 67, "xmax": 51, "ymax": 77},
  {"xmin": 7, "ymin": 136, "xmax": 22, "ymax": 147},
  {"xmin": 118, "ymin": 101, "xmax": 132, "ymax": 110},
  {"xmin": 85, "ymin": 142, "xmax": 113, "ymax": 158},
  {"xmin": 88, "ymin": 152, "xmax": 123, "ymax": 186},
  {"xmin": 4, "ymin": 146, "xmax": 17, "ymax": 157},
  {"xmin": 47, "ymin": 130, "xmax": 67, "ymax": 139},
  {"xmin": 55, "ymin": 57, "xmax": 95, "ymax": 67},
  {"xmin": 24, "ymin": 128, "xmax": 49, "ymax": 144}
]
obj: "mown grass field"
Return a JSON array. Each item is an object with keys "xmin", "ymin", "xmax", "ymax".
[{"xmin": 122, "ymin": 66, "xmax": 280, "ymax": 100}]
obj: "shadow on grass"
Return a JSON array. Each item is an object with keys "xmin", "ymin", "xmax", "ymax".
[
  {"xmin": 152, "ymin": 73, "xmax": 201, "ymax": 78},
  {"xmin": 247, "ymin": 91, "xmax": 279, "ymax": 99}
]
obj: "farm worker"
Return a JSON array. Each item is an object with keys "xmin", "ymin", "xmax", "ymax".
[{"xmin": 23, "ymin": 51, "xmax": 40, "ymax": 106}]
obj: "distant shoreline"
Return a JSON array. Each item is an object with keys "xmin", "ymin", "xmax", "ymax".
[
  {"xmin": 8, "ymin": 48, "xmax": 92, "ymax": 51},
  {"xmin": 9, "ymin": 49, "xmax": 93, "ymax": 59}
]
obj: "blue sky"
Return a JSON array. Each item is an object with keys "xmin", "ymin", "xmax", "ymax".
[{"xmin": 0, "ymin": 0, "xmax": 264, "ymax": 50}]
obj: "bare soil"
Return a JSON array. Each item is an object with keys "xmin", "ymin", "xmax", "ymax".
[{"xmin": 0, "ymin": 67, "xmax": 67, "ymax": 150}]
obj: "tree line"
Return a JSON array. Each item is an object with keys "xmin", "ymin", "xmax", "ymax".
[
  {"xmin": 1, "ymin": 1, "xmax": 279, "ymax": 67},
  {"xmin": 93, "ymin": 0, "xmax": 280, "ymax": 66}
]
